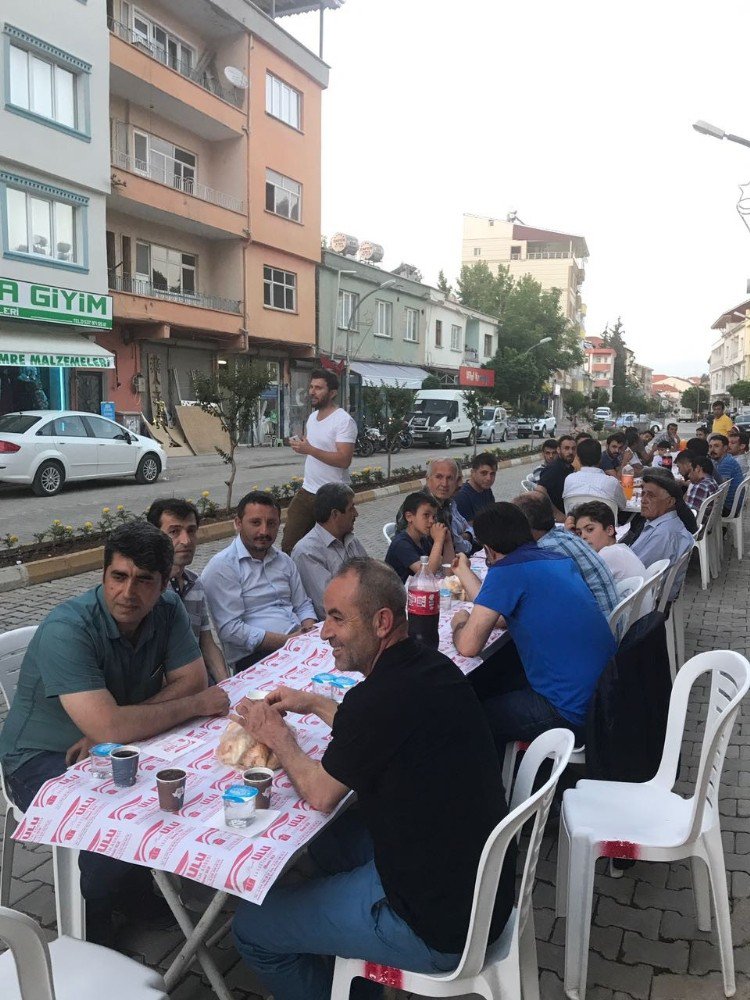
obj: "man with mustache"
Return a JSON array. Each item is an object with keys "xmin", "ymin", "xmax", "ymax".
[{"xmin": 202, "ymin": 491, "xmax": 317, "ymax": 671}]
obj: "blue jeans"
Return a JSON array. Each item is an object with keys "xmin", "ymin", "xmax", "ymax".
[
  {"xmin": 5, "ymin": 751, "xmax": 153, "ymax": 909},
  {"xmin": 232, "ymin": 811, "xmax": 460, "ymax": 1000}
]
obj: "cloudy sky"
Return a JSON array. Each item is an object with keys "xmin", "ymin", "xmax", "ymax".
[{"xmin": 283, "ymin": 0, "xmax": 750, "ymax": 377}]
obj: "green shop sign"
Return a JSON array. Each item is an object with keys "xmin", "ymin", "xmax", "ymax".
[
  {"xmin": 0, "ymin": 351, "xmax": 113, "ymax": 368},
  {"xmin": 0, "ymin": 277, "xmax": 112, "ymax": 330}
]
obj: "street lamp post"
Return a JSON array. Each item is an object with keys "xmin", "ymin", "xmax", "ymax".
[
  {"xmin": 517, "ymin": 337, "xmax": 553, "ymax": 448},
  {"xmin": 341, "ymin": 277, "xmax": 399, "ymax": 411},
  {"xmin": 693, "ymin": 120, "xmax": 750, "ymax": 149}
]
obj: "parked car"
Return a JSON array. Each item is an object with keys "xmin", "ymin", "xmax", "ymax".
[
  {"xmin": 516, "ymin": 413, "xmax": 556, "ymax": 439},
  {"xmin": 594, "ymin": 406, "xmax": 613, "ymax": 420},
  {"xmin": 615, "ymin": 412, "xmax": 639, "ymax": 427},
  {"xmin": 0, "ymin": 410, "xmax": 167, "ymax": 497},
  {"xmin": 734, "ymin": 409, "xmax": 750, "ymax": 434},
  {"xmin": 477, "ymin": 405, "xmax": 508, "ymax": 443}
]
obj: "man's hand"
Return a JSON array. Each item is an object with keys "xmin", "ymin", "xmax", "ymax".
[
  {"xmin": 193, "ymin": 686, "xmax": 231, "ymax": 718},
  {"xmin": 290, "ymin": 436, "xmax": 311, "ymax": 456},
  {"xmin": 232, "ymin": 699, "xmax": 294, "ymax": 753},
  {"xmin": 430, "ymin": 522, "xmax": 448, "ymax": 547},
  {"xmin": 300, "ymin": 620, "xmax": 318, "ymax": 633},
  {"xmin": 65, "ymin": 736, "xmax": 94, "ymax": 766},
  {"xmin": 265, "ymin": 685, "xmax": 317, "ymax": 716},
  {"xmin": 563, "ymin": 515, "xmax": 576, "ymax": 532}
]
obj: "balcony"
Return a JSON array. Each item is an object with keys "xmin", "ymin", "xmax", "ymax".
[
  {"xmin": 110, "ymin": 149, "xmax": 246, "ymax": 239},
  {"xmin": 109, "ymin": 21, "xmax": 246, "ymax": 141},
  {"xmin": 110, "ymin": 273, "xmax": 242, "ymax": 338}
]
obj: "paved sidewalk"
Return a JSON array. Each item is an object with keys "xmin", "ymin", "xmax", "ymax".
[{"xmin": 1, "ymin": 462, "xmax": 749, "ymax": 999}]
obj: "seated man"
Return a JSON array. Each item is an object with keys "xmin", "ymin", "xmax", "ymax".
[
  {"xmin": 728, "ymin": 428, "xmax": 750, "ymax": 476},
  {"xmin": 571, "ymin": 500, "xmax": 648, "ymax": 583},
  {"xmin": 0, "ymin": 523, "xmax": 230, "ymax": 945},
  {"xmin": 536, "ymin": 434, "xmax": 576, "ymax": 520},
  {"xmin": 686, "ymin": 436, "xmax": 718, "ymax": 477},
  {"xmin": 695, "ymin": 425, "xmax": 709, "ymax": 440},
  {"xmin": 531, "ymin": 438, "xmax": 559, "ymax": 483},
  {"xmin": 621, "ymin": 468, "xmax": 696, "ymax": 600},
  {"xmin": 709, "ymin": 434, "xmax": 744, "ymax": 513},
  {"xmin": 146, "ymin": 497, "xmax": 228, "ymax": 682},
  {"xmin": 454, "ymin": 451, "xmax": 498, "ymax": 522},
  {"xmin": 395, "ymin": 458, "xmax": 474, "ymax": 554},
  {"xmin": 513, "ymin": 491, "xmax": 619, "ymax": 619},
  {"xmin": 652, "ymin": 422, "xmax": 680, "ymax": 452},
  {"xmin": 202, "ymin": 491, "xmax": 316, "ymax": 671},
  {"xmin": 450, "ymin": 503, "xmax": 615, "ymax": 747},
  {"xmin": 290, "ymin": 483, "xmax": 367, "ymax": 620},
  {"xmin": 684, "ymin": 455, "xmax": 720, "ymax": 514},
  {"xmin": 230, "ymin": 558, "xmax": 516, "ymax": 1000},
  {"xmin": 599, "ymin": 432, "xmax": 626, "ymax": 476},
  {"xmin": 386, "ymin": 491, "xmax": 453, "ymax": 581},
  {"xmin": 562, "ymin": 437, "xmax": 628, "ymax": 511}
]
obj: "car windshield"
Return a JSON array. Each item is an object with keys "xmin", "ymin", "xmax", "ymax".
[
  {"xmin": 482, "ymin": 408, "xmax": 496, "ymax": 421},
  {"xmin": 0, "ymin": 414, "xmax": 41, "ymax": 433},
  {"xmin": 737, "ymin": 410, "xmax": 750, "ymax": 421},
  {"xmin": 413, "ymin": 400, "xmax": 450, "ymax": 415}
]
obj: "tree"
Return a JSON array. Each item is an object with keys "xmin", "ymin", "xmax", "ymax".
[
  {"xmin": 728, "ymin": 380, "xmax": 750, "ymax": 405},
  {"xmin": 363, "ymin": 382, "xmax": 415, "ymax": 479},
  {"xmin": 602, "ymin": 318, "xmax": 628, "ymax": 411},
  {"xmin": 191, "ymin": 360, "xmax": 271, "ymax": 510},
  {"xmin": 681, "ymin": 386, "xmax": 704, "ymax": 414},
  {"xmin": 437, "ymin": 269, "xmax": 453, "ymax": 296},
  {"xmin": 463, "ymin": 389, "xmax": 486, "ymax": 456},
  {"xmin": 420, "ymin": 374, "xmax": 443, "ymax": 390},
  {"xmin": 563, "ymin": 390, "xmax": 587, "ymax": 417}
]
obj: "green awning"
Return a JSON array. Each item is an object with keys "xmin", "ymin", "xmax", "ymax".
[{"xmin": 0, "ymin": 330, "xmax": 115, "ymax": 368}]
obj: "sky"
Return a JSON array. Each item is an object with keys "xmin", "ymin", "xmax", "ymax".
[{"xmin": 282, "ymin": 0, "xmax": 750, "ymax": 378}]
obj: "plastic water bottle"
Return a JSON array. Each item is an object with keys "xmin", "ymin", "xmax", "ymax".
[
  {"xmin": 407, "ymin": 556, "xmax": 440, "ymax": 648},
  {"xmin": 439, "ymin": 563, "xmax": 453, "ymax": 613}
]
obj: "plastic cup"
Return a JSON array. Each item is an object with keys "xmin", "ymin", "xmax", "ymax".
[
  {"xmin": 89, "ymin": 742, "xmax": 122, "ymax": 780},
  {"xmin": 330, "ymin": 676, "xmax": 357, "ymax": 702},
  {"xmin": 156, "ymin": 768, "xmax": 187, "ymax": 812},
  {"xmin": 110, "ymin": 745, "xmax": 140, "ymax": 787},
  {"xmin": 243, "ymin": 767, "xmax": 274, "ymax": 809},
  {"xmin": 222, "ymin": 785, "xmax": 258, "ymax": 828}
]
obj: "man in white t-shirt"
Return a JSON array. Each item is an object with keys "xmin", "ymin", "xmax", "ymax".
[
  {"xmin": 281, "ymin": 369, "xmax": 357, "ymax": 553},
  {"xmin": 562, "ymin": 437, "xmax": 628, "ymax": 512},
  {"xmin": 570, "ymin": 500, "xmax": 648, "ymax": 585}
]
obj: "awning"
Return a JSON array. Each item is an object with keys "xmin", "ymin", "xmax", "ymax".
[
  {"xmin": 0, "ymin": 330, "xmax": 115, "ymax": 369},
  {"xmin": 349, "ymin": 361, "xmax": 430, "ymax": 389}
]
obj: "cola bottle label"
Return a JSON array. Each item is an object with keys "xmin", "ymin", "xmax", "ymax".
[{"xmin": 408, "ymin": 589, "xmax": 439, "ymax": 616}]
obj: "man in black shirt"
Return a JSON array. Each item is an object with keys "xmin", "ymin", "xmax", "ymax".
[
  {"xmin": 537, "ymin": 434, "xmax": 576, "ymax": 520},
  {"xmin": 230, "ymin": 557, "xmax": 515, "ymax": 1000}
]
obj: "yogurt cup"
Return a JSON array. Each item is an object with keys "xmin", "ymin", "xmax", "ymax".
[
  {"xmin": 222, "ymin": 785, "xmax": 258, "ymax": 828},
  {"xmin": 311, "ymin": 672, "xmax": 336, "ymax": 698},
  {"xmin": 90, "ymin": 743, "xmax": 122, "ymax": 780},
  {"xmin": 330, "ymin": 676, "xmax": 357, "ymax": 702}
]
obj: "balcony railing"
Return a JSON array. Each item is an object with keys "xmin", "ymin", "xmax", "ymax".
[
  {"xmin": 108, "ymin": 18, "xmax": 243, "ymax": 108},
  {"xmin": 112, "ymin": 149, "xmax": 244, "ymax": 213},
  {"xmin": 109, "ymin": 273, "xmax": 241, "ymax": 314}
]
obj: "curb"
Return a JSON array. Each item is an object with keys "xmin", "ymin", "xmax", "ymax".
[{"xmin": 0, "ymin": 453, "xmax": 537, "ymax": 593}]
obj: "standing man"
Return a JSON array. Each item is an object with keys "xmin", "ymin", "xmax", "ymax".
[
  {"xmin": 147, "ymin": 498, "xmax": 228, "ymax": 682},
  {"xmin": 281, "ymin": 369, "xmax": 357, "ymax": 553},
  {"xmin": 454, "ymin": 452, "xmax": 498, "ymax": 522},
  {"xmin": 710, "ymin": 400, "xmax": 734, "ymax": 437},
  {"xmin": 536, "ymin": 434, "xmax": 576, "ymax": 521},
  {"xmin": 202, "ymin": 491, "xmax": 317, "ymax": 671}
]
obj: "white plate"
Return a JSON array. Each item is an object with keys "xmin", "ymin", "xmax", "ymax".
[{"xmin": 205, "ymin": 807, "xmax": 280, "ymax": 839}]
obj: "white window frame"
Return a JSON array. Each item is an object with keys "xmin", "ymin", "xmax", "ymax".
[
  {"xmin": 338, "ymin": 289, "xmax": 359, "ymax": 329},
  {"xmin": 265, "ymin": 72, "xmax": 302, "ymax": 130},
  {"xmin": 375, "ymin": 299, "xmax": 393, "ymax": 339},
  {"xmin": 404, "ymin": 307, "xmax": 419, "ymax": 343},
  {"xmin": 130, "ymin": 128, "xmax": 197, "ymax": 192},
  {"xmin": 450, "ymin": 325, "xmax": 462, "ymax": 352},
  {"xmin": 265, "ymin": 168, "xmax": 302, "ymax": 222},
  {"xmin": 134, "ymin": 240, "xmax": 197, "ymax": 298},
  {"xmin": 130, "ymin": 8, "xmax": 194, "ymax": 76},
  {"xmin": 264, "ymin": 265, "xmax": 297, "ymax": 312},
  {"xmin": 483, "ymin": 333, "xmax": 494, "ymax": 357},
  {"xmin": 473, "ymin": 247, "xmax": 481, "ymax": 257},
  {"xmin": 2, "ymin": 172, "xmax": 87, "ymax": 271},
  {"xmin": 435, "ymin": 318, "xmax": 442, "ymax": 348}
]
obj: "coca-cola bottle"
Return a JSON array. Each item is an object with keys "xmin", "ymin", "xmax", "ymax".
[{"xmin": 407, "ymin": 556, "xmax": 440, "ymax": 649}]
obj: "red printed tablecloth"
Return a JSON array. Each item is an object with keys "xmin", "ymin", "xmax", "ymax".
[{"xmin": 13, "ymin": 574, "xmax": 502, "ymax": 906}]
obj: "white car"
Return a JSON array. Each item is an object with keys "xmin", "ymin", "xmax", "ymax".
[
  {"xmin": 0, "ymin": 410, "xmax": 167, "ymax": 497},
  {"xmin": 532, "ymin": 413, "xmax": 557, "ymax": 435},
  {"xmin": 478, "ymin": 405, "xmax": 509, "ymax": 443}
]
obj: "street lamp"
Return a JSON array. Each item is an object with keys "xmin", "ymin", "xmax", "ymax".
[
  {"xmin": 517, "ymin": 337, "xmax": 553, "ymax": 414},
  {"xmin": 342, "ymin": 277, "xmax": 399, "ymax": 408},
  {"xmin": 692, "ymin": 120, "xmax": 750, "ymax": 149},
  {"xmin": 333, "ymin": 269, "xmax": 357, "ymax": 356}
]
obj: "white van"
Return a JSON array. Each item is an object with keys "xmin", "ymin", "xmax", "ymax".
[
  {"xmin": 594, "ymin": 406, "xmax": 612, "ymax": 420},
  {"xmin": 409, "ymin": 389, "xmax": 475, "ymax": 448}
]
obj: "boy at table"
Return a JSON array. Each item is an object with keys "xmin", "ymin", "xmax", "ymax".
[
  {"xmin": 385, "ymin": 491, "xmax": 454, "ymax": 581},
  {"xmin": 0, "ymin": 522, "xmax": 230, "ymax": 947},
  {"xmin": 229, "ymin": 557, "xmax": 515, "ymax": 1000}
]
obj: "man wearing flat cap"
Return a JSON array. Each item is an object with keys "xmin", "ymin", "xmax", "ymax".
[{"xmin": 622, "ymin": 468, "xmax": 696, "ymax": 600}]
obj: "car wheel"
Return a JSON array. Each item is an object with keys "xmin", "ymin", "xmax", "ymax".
[
  {"xmin": 135, "ymin": 453, "xmax": 161, "ymax": 484},
  {"xmin": 32, "ymin": 460, "xmax": 65, "ymax": 497},
  {"xmin": 489, "ymin": 430, "xmax": 496, "ymax": 443},
  {"xmin": 443, "ymin": 431, "xmax": 452, "ymax": 449}
]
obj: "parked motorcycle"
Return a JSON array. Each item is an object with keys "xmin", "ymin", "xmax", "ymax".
[{"xmin": 354, "ymin": 430, "xmax": 375, "ymax": 457}]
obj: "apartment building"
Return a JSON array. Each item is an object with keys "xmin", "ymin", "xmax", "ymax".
[
  {"xmin": 422, "ymin": 293, "xmax": 497, "ymax": 382},
  {"xmin": 583, "ymin": 336, "xmax": 615, "ymax": 397},
  {"xmin": 709, "ymin": 298, "xmax": 750, "ymax": 404},
  {"xmin": 104, "ymin": 0, "xmax": 328, "ymax": 428},
  {"xmin": 0, "ymin": 1, "xmax": 112, "ymax": 415}
]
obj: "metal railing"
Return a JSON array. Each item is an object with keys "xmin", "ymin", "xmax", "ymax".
[
  {"xmin": 111, "ymin": 148, "xmax": 244, "ymax": 213},
  {"xmin": 109, "ymin": 273, "xmax": 241, "ymax": 313},
  {"xmin": 108, "ymin": 18, "xmax": 243, "ymax": 108},
  {"xmin": 518, "ymin": 251, "xmax": 582, "ymax": 261}
]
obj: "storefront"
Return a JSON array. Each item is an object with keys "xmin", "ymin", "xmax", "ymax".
[{"xmin": 0, "ymin": 277, "xmax": 113, "ymax": 414}]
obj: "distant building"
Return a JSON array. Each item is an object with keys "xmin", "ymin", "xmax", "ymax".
[
  {"xmin": 709, "ymin": 298, "xmax": 750, "ymax": 406},
  {"xmin": 584, "ymin": 337, "xmax": 616, "ymax": 398}
]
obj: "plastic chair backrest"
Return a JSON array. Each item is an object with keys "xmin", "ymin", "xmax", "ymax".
[
  {"xmin": 651, "ymin": 650, "xmax": 750, "ymax": 844},
  {"xmin": 708, "ymin": 482, "xmax": 730, "ymax": 535},
  {"xmin": 609, "ymin": 577, "xmax": 644, "ymax": 636},
  {"xmin": 0, "ymin": 627, "xmax": 36, "ymax": 715},
  {"xmin": 616, "ymin": 575, "xmax": 643, "ymax": 599},
  {"xmin": 638, "ymin": 558, "xmax": 671, "ymax": 610},
  {"xmin": 520, "ymin": 479, "xmax": 534, "ymax": 493},
  {"xmin": 382, "ymin": 522, "xmax": 396, "ymax": 543},
  {"xmin": 446, "ymin": 728, "xmax": 574, "ymax": 981},
  {"xmin": 694, "ymin": 488, "xmax": 720, "ymax": 540},
  {"xmin": 563, "ymin": 494, "xmax": 619, "ymax": 521},
  {"xmin": 726, "ymin": 474, "xmax": 750, "ymax": 518},
  {"xmin": 0, "ymin": 906, "xmax": 55, "ymax": 1000},
  {"xmin": 657, "ymin": 547, "xmax": 693, "ymax": 614}
]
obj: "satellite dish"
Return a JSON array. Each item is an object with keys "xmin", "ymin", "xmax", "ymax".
[{"xmin": 224, "ymin": 66, "xmax": 249, "ymax": 89}]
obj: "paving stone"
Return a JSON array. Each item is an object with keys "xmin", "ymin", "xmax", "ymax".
[
  {"xmin": 587, "ymin": 953, "xmax": 653, "ymax": 999},
  {"xmin": 595, "ymin": 897, "xmax": 662, "ymax": 938},
  {"xmin": 632, "ymin": 882, "xmax": 698, "ymax": 913},
  {"xmin": 621, "ymin": 930, "xmax": 689, "ymax": 972},
  {"xmin": 651, "ymin": 972, "xmax": 733, "ymax": 1000}
]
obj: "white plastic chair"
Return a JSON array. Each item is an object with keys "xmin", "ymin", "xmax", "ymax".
[
  {"xmin": 721, "ymin": 473, "xmax": 750, "ymax": 561},
  {"xmin": 633, "ymin": 558, "xmax": 670, "ymax": 619},
  {"xmin": 657, "ymin": 547, "xmax": 694, "ymax": 680},
  {"xmin": 0, "ymin": 905, "xmax": 168, "ymax": 999},
  {"xmin": 563, "ymin": 494, "xmax": 619, "ymax": 521},
  {"xmin": 330, "ymin": 729, "xmax": 575, "ymax": 1000},
  {"xmin": 501, "ymin": 738, "xmax": 586, "ymax": 804},
  {"xmin": 556, "ymin": 649, "xmax": 750, "ymax": 1000},
  {"xmin": 692, "ymin": 484, "xmax": 727, "ymax": 590},
  {"xmin": 520, "ymin": 478, "xmax": 534, "ymax": 493},
  {"xmin": 709, "ymin": 481, "xmax": 730, "ymax": 581},
  {"xmin": 608, "ymin": 576, "xmax": 644, "ymax": 637},
  {"xmin": 382, "ymin": 521, "xmax": 396, "ymax": 543},
  {"xmin": 0, "ymin": 627, "xmax": 37, "ymax": 908}
]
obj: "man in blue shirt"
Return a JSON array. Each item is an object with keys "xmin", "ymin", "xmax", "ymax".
[
  {"xmin": 451, "ymin": 502, "xmax": 615, "ymax": 747},
  {"xmin": 454, "ymin": 452, "xmax": 498, "ymax": 523},
  {"xmin": 709, "ymin": 434, "xmax": 744, "ymax": 513},
  {"xmin": 202, "ymin": 491, "xmax": 317, "ymax": 670}
]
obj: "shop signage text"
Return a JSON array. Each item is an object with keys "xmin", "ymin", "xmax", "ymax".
[
  {"xmin": 459, "ymin": 365, "xmax": 495, "ymax": 388},
  {"xmin": 0, "ymin": 351, "xmax": 114, "ymax": 368},
  {"xmin": 0, "ymin": 278, "xmax": 112, "ymax": 330}
]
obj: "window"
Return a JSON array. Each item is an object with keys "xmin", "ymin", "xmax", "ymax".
[
  {"xmin": 131, "ymin": 130, "xmax": 196, "ymax": 192},
  {"xmin": 265, "ymin": 169, "xmax": 301, "ymax": 222},
  {"xmin": 404, "ymin": 307, "xmax": 419, "ymax": 343},
  {"xmin": 264, "ymin": 265, "xmax": 296, "ymax": 311},
  {"xmin": 135, "ymin": 241, "xmax": 196, "ymax": 297},
  {"xmin": 130, "ymin": 10, "xmax": 193, "ymax": 76},
  {"xmin": 52, "ymin": 415, "xmax": 89, "ymax": 437},
  {"xmin": 2, "ymin": 173, "xmax": 86, "ymax": 268},
  {"xmin": 435, "ymin": 319, "xmax": 443, "ymax": 347},
  {"xmin": 338, "ymin": 289, "xmax": 359, "ymax": 329},
  {"xmin": 85, "ymin": 416, "xmax": 126, "ymax": 439},
  {"xmin": 450, "ymin": 324, "xmax": 462, "ymax": 351},
  {"xmin": 473, "ymin": 247, "xmax": 481, "ymax": 257},
  {"xmin": 510, "ymin": 245, "xmax": 522, "ymax": 260},
  {"xmin": 5, "ymin": 26, "xmax": 90, "ymax": 138},
  {"xmin": 266, "ymin": 72, "xmax": 302, "ymax": 130},
  {"xmin": 375, "ymin": 300, "xmax": 392, "ymax": 338},
  {"xmin": 484, "ymin": 333, "xmax": 493, "ymax": 357}
]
